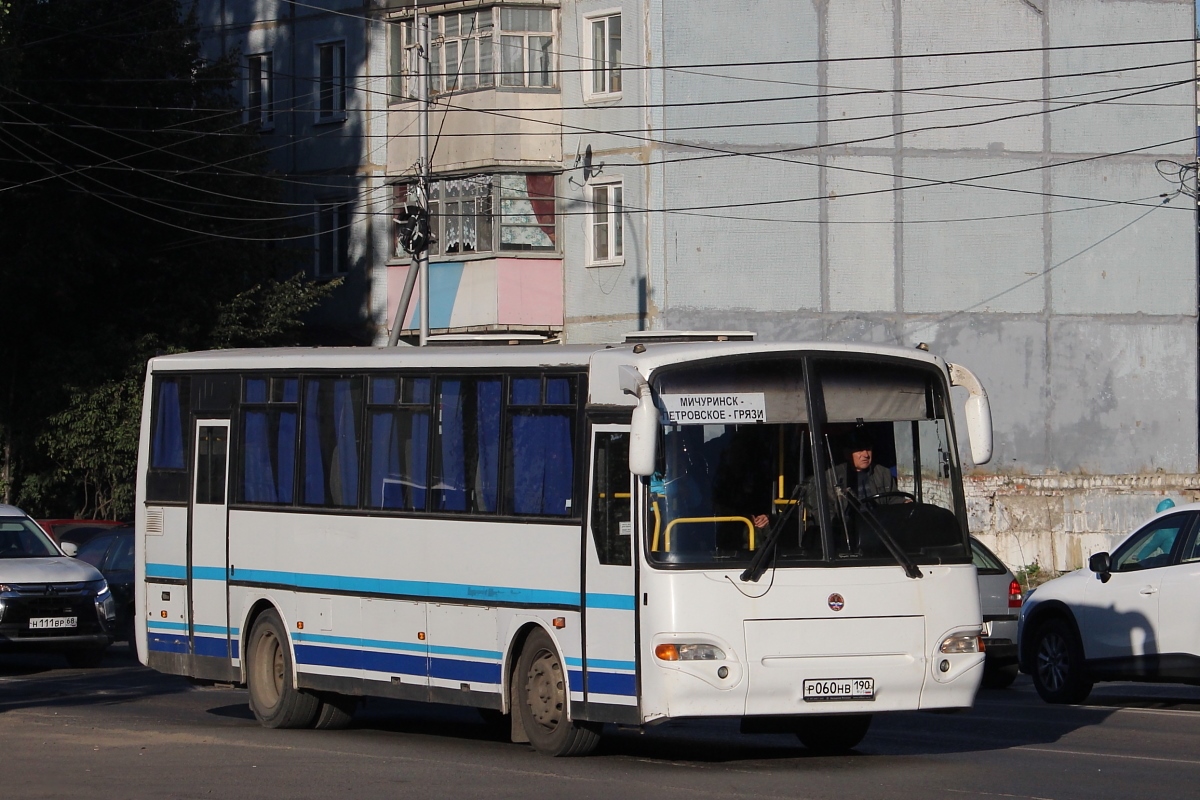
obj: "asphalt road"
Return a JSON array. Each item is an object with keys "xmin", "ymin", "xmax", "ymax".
[{"xmin": 5, "ymin": 646, "xmax": 1200, "ymax": 799}]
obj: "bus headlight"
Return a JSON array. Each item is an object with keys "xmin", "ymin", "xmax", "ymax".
[
  {"xmin": 939, "ymin": 631, "xmax": 984, "ymax": 654},
  {"xmin": 655, "ymin": 643, "xmax": 726, "ymax": 661}
]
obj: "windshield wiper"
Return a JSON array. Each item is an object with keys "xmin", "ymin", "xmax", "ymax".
[
  {"xmin": 838, "ymin": 491, "xmax": 924, "ymax": 580},
  {"xmin": 739, "ymin": 481, "xmax": 804, "ymax": 583}
]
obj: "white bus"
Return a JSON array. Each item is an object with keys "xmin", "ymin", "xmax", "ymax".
[{"xmin": 134, "ymin": 334, "xmax": 993, "ymax": 755}]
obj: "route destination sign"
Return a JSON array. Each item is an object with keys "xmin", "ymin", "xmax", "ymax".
[{"xmin": 660, "ymin": 393, "xmax": 766, "ymax": 424}]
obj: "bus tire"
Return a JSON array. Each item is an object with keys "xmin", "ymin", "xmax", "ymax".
[
  {"xmin": 515, "ymin": 628, "xmax": 601, "ymax": 756},
  {"xmin": 795, "ymin": 714, "xmax": 872, "ymax": 753},
  {"xmin": 1030, "ymin": 618, "xmax": 1093, "ymax": 705},
  {"xmin": 312, "ymin": 692, "xmax": 356, "ymax": 730},
  {"xmin": 247, "ymin": 609, "xmax": 321, "ymax": 729}
]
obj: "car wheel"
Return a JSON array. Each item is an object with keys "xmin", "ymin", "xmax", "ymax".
[
  {"xmin": 246, "ymin": 609, "xmax": 321, "ymax": 729},
  {"xmin": 982, "ymin": 663, "xmax": 1019, "ymax": 689},
  {"xmin": 794, "ymin": 714, "xmax": 872, "ymax": 753},
  {"xmin": 65, "ymin": 647, "xmax": 107, "ymax": 669},
  {"xmin": 514, "ymin": 628, "xmax": 601, "ymax": 756},
  {"xmin": 1030, "ymin": 618, "xmax": 1093, "ymax": 704}
]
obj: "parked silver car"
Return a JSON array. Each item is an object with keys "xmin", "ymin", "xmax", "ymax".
[
  {"xmin": 0, "ymin": 504, "xmax": 115, "ymax": 667},
  {"xmin": 971, "ymin": 536, "xmax": 1022, "ymax": 688}
]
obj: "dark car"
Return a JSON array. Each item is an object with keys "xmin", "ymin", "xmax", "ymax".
[
  {"xmin": 37, "ymin": 519, "xmax": 124, "ymax": 548},
  {"xmin": 0, "ymin": 504, "xmax": 115, "ymax": 667},
  {"xmin": 75, "ymin": 526, "xmax": 134, "ymax": 651}
]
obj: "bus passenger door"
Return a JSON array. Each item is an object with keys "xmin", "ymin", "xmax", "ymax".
[
  {"xmin": 582, "ymin": 427, "xmax": 639, "ymax": 722},
  {"xmin": 189, "ymin": 421, "xmax": 233, "ymax": 677}
]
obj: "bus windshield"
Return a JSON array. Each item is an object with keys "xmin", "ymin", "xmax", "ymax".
[{"xmin": 646, "ymin": 356, "xmax": 970, "ymax": 569}]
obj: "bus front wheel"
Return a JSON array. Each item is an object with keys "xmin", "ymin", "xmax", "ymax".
[
  {"xmin": 795, "ymin": 714, "xmax": 872, "ymax": 753},
  {"xmin": 247, "ymin": 609, "xmax": 321, "ymax": 729},
  {"xmin": 515, "ymin": 628, "xmax": 601, "ymax": 756}
]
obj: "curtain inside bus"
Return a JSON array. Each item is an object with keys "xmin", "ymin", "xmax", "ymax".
[
  {"xmin": 303, "ymin": 378, "xmax": 362, "ymax": 507},
  {"xmin": 433, "ymin": 378, "xmax": 501, "ymax": 513},
  {"xmin": 367, "ymin": 376, "xmax": 431, "ymax": 511},
  {"xmin": 151, "ymin": 378, "xmax": 186, "ymax": 469},
  {"xmin": 243, "ymin": 410, "xmax": 296, "ymax": 504},
  {"xmin": 507, "ymin": 376, "xmax": 575, "ymax": 516}
]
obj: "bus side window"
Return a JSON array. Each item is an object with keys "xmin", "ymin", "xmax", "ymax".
[
  {"xmin": 302, "ymin": 377, "xmax": 363, "ymax": 508},
  {"xmin": 432, "ymin": 377, "xmax": 501, "ymax": 514},
  {"xmin": 591, "ymin": 432, "xmax": 631, "ymax": 566},
  {"xmin": 147, "ymin": 375, "xmax": 191, "ymax": 503}
]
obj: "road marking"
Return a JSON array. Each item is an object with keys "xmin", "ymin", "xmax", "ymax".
[
  {"xmin": 1015, "ymin": 745, "xmax": 1200, "ymax": 767},
  {"xmin": 946, "ymin": 789, "xmax": 1053, "ymax": 800}
]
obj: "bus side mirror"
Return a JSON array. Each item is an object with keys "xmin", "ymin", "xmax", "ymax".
[
  {"xmin": 620, "ymin": 365, "xmax": 658, "ymax": 476},
  {"xmin": 949, "ymin": 363, "xmax": 993, "ymax": 466}
]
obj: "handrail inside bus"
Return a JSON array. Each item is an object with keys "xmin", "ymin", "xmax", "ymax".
[{"xmin": 660, "ymin": 516, "xmax": 755, "ymax": 552}]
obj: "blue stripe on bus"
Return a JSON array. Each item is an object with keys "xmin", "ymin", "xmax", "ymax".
[
  {"xmin": 430, "ymin": 656, "xmax": 501, "ymax": 684},
  {"xmin": 147, "ymin": 564, "xmax": 636, "ymax": 612},
  {"xmin": 586, "ymin": 671, "xmax": 637, "ymax": 696},
  {"xmin": 147, "ymin": 620, "xmax": 189, "ymax": 632},
  {"xmin": 148, "ymin": 634, "xmax": 189, "ymax": 654},
  {"xmin": 233, "ymin": 567, "xmax": 581, "ymax": 607},
  {"xmin": 194, "ymin": 635, "xmax": 229, "ymax": 658},
  {"xmin": 146, "ymin": 563, "xmax": 187, "ymax": 580},
  {"xmin": 295, "ymin": 631, "xmax": 500, "ymax": 661},
  {"xmin": 585, "ymin": 593, "xmax": 636, "ymax": 610}
]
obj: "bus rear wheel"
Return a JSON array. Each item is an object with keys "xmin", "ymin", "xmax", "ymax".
[
  {"xmin": 795, "ymin": 714, "xmax": 872, "ymax": 753},
  {"xmin": 312, "ymin": 692, "xmax": 356, "ymax": 730},
  {"xmin": 515, "ymin": 628, "xmax": 600, "ymax": 756},
  {"xmin": 247, "ymin": 609, "xmax": 321, "ymax": 729}
]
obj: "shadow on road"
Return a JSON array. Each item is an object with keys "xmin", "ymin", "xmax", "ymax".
[
  {"xmin": 0, "ymin": 643, "xmax": 191, "ymax": 714},
  {"xmin": 286, "ymin": 675, "xmax": 1125, "ymax": 763}
]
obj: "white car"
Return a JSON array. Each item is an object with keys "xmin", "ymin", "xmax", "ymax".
[
  {"xmin": 0, "ymin": 504, "xmax": 116, "ymax": 667},
  {"xmin": 970, "ymin": 537, "xmax": 1022, "ymax": 688},
  {"xmin": 1018, "ymin": 502, "xmax": 1200, "ymax": 703}
]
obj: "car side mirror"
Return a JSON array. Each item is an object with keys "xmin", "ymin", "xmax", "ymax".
[
  {"xmin": 1088, "ymin": 551, "xmax": 1111, "ymax": 581},
  {"xmin": 60, "ymin": 541, "xmax": 78, "ymax": 557}
]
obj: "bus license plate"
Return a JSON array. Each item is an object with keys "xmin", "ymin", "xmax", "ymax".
[
  {"xmin": 803, "ymin": 678, "xmax": 874, "ymax": 702},
  {"xmin": 29, "ymin": 617, "xmax": 77, "ymax": 630}
]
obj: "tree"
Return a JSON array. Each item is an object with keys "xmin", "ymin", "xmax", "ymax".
[{"xmin": 0, "ymin": 0, "xmax": 336, "ymax": 516}]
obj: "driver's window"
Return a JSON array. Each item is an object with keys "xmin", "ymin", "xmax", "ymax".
[
  {"xmin": 1177, "ymin": 518, "xmax": 1200, "ymax": 564},
  {"xmin": 1112, "ymin": 513, "xmax": 1195, "ymax": 572}
]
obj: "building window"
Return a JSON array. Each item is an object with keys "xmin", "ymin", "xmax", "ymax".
[
  {"xmin": 499, "ymin": 8, "xmax": 554, "ymax": 88},
  {"xmin": 315, "ymin": 201, "xmax": 352, "ymax": 275},
  {"xmin": 586, "ymin": 12, "xmax": 621, "ymax": 98},
  {"xmin": 430, "ymin": 176, "xmax": 494, "ymax": 256},
  {"xmin": 588, "ymin": 180, "xmax": 623, "ymax": 265},
  {"xmin": 435, "ymin": 9, "xmax": 495, "ymax": 92},
  {"xmin": 389, "ymin": 23, "xmax": 410, "ymax": 101},
  {"xmin": 246, "ymin": 53, "xmax": 273, "ymax": 128},
  {"xmin": 317, "ymin": 41, "xmax": 346, "ymax": 120},
  {"xmin": 393, "ymin": 174, "xmax": 557, "ymax": 258},
  {"xmin": 500, "ymin": 174, "xmax": 556, "ymax": 252}
]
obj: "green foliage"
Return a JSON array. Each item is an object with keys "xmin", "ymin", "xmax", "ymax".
[
  {"xmin": 36, "ymin": 370, "xmax": 143, "ymax": 520},
  {"xmin": 210, "ymin": 273, "xmax": 343, "ymax": 350},
  {"xmin": 0, "ymin": 0, "xmax": 337, "ymax": 516},
  {"xmin": 1015, "ymin": 561, "xmax": 1044, "ymax": 590}
]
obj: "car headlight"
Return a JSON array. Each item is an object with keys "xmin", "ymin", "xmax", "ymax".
[
  {"xmin": 939, "ymin": 631, "xmax": 984, "ymax": 654},
  {"xmin": 93, "ymin": 581, "xmax": 115, "ymax": 624},
  {"xmin": 655, "ymin": 643, "xmax": 726, "ymax": 661}
]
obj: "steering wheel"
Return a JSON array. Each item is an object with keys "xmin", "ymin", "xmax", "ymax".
[{"xmin": 865, "ymin": 491, "xmax": 916, "ymax": 504}]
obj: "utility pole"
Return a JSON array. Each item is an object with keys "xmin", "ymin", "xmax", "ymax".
[
  {"xmin": 417, "ymin": 13, "xmax": 430, "ymax": 346},
  {"xmin": 388, "ymin": 9, "xmax": 432, "ymax": 347}
]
